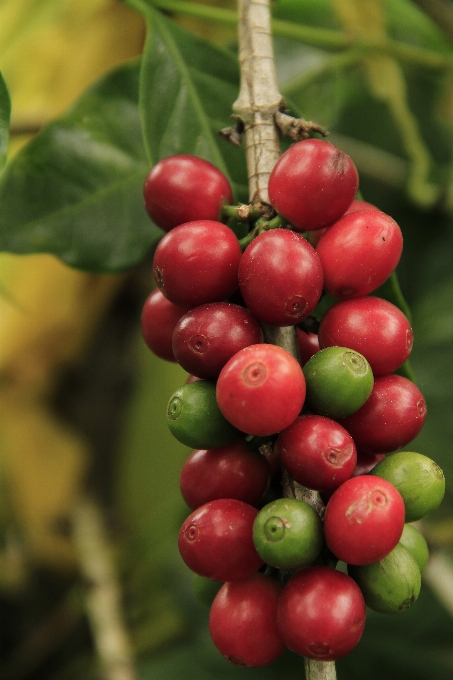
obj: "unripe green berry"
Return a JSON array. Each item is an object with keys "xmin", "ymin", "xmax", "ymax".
[{"xmin": 252, "ymin": 498, "xmax": 323, "ymax": 570}]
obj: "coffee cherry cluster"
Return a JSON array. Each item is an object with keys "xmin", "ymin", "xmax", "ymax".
[{"xmin": 141, "ymin": 141, "xmax": 445, "ymax": 668}]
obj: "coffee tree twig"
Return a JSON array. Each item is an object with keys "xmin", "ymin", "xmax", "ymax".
[{"xmin": 233, "ymin": 2, "xmax": 336, "ymax": 678}]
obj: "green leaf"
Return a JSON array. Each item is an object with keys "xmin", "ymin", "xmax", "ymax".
[
  {"xmin": 0, "ymin": 72, "xmax": 11, "ymax": 170},
  {"xmin": 0, "ymin": 59, "xmax": 159, "ymax": 273},
  {"xmin": 130, "ymin": 0, "xmax": 247, "ymax": 198}
]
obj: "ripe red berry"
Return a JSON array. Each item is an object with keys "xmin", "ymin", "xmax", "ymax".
[
  {"xmin": 278, "ymin": 415, "xmax": 357, "ymax": 491},
  {"xmin": 209, "ymin": 573, "xmax": 285, "ymax": 667},
  {"xmin": 268, "ymin": 139, "xmax": 359, "ymax": 231},
  {"xmin": 172, "ymin": 302, "xmax": 263, "ymax": 380},
  {"xmin": 238, "ymin": 229, "xmax": 324, "ymax": 326},
  {"xmin": 178, "ymin": 498, "xmax": 263, "ymax": 581},
  {"xmin": 277, "ymin": 566, "xmax": 366, "ymax": 661},
  {"xmin": 143, "ymin": 155, "xmax": 233, "ymax": 232},
  {"xmin": 340, "ymin": 374, "xmax": 427, "ymax": 453},
  {"xmin": 318, "ymin": 296, "xmax": 413, "ymax": 376},
  {"xmin": 316, "ymin": 209, "xmax": 403, "ymax": 298},
  {"xmin": 296, "ymin": 328, "xmax": 320, "ymax": 365},
  {"xmin": 216, "ymin": 344, "xmax": 306, "ymax": 436},
  {"xmin": 323, "ymin": 475, "xmax": 405, "ymax": 565},
  {"xmin": 179, "ymin": 440, "xmax": 270, "ymax": 510},
  {"xmin": 140, "ymin": 289, "xmax": 188, "ymax": 361},
  {"xmin": 153, "ymin": 220, "xmax": 241, "ymax": 307}
]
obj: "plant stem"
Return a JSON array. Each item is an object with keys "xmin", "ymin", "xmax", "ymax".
[
  {"xmin": 234, "ymin": 2, "xmax": 335, "ymax": 678},
  {"xmin": 72, "ymin": 497, "xmax": 136, "ymax": 680}
]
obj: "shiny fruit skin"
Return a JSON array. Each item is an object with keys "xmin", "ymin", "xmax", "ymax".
[
  {"xmin": 303, "ymin": 346, "xmax": 374, "ymax": 420},
  {"xmin": 167, "ymin": 381, "xmax": 241, "ymax": 450},
  {"xmin": 278, "ymin": 415, "xmax": 357, "ymax": 491},
  {"xmin": 340, "ymin": 375, "xmax": 427, "ymax": 454},
  {"xmin": 140, "ymin": 289, "xmax": 187, "ymax": 361},
  {"xmin": 316, "ymin": 209, "xmax": 403, "ymax": 299},
  {"xmin": 399, "ymin": 524, "xmax": 430, "ymax": 574},
  {"xmin": 296, "ymin": 328, "xmax": 320, "ymax": 365},
  {"xmin": 277, "ymin": 566, "xmax": 366, "ymax": 661},
  {"xmin": 153, "ymin": 220, "xmax": 241, "ymax": 307},
  {"xmin": 216, "ymin": 344, "xmax": 306, "ymax": 436},
  {"xmin": 143, "ymin": 155, "xmax": 233, "ymax": 232},
  {"xmin": 172, "ymin": 302, "xmax": 263, "ymax": 380},
  {"xmin": 370, "ymin": 451, "xmax": 445, "ymax": 521},
  {"xmin": 324, "ymin": 475, "xmax": 405, "ymax": 565},
  {"xmin": 252, "ymin": 497, "xmax": 323, "ymax": 569},
  {"xmin": 179, "ymin": 440, "xmax": 270, "ymax": 510},
  {"xmin": 209, "ymin": 573, "xmax": 285, "ymax": 667},
  {"xmin": 178, "ymin": 498, "xmax": 263, "ymax": 581},
  {"xmin": 348, "ymin": 543, "xmax": 421, "ymax": 614},
  {"xmin": 268, "ymin": 139, "xmax": 359, "ymax": 231},
  {"xmin": 318, "ymin": 296, "xmax": 413, "ymax": 376},
  {"xmin": 238, "ymin": 229, "xmax": 324, "ymax": 326}
]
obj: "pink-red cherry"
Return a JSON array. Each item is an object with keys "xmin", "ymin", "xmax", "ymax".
[
  {"xmin": 316, "ymin": 209, "xmax": 403, "ymax": 299},
  {"xmin": 140, "ymin": 289, "xmax": 188, "ymax": 361},
  {"xmin": 268, "ymin": 139, "xmax": 359, "ymax": 231},
  {"xmin": 340, "ymin": 374, "xmax": 427, "ymax": 453},
  {"xmin": 153, "ymin": 220, "xmax": 241, "ymax": 307},
  {"xmin": 172, "ymin": 302, "xmax": 263, "ymax": 380},
  {"xmin": 216, "ymin": 344, "xmax": 306, "ymax": 436},
  {"xmin": 296, "ymin": 328, "xmax": 320, "ymax": 365},
  {"xmin": 318, "ymin": 296, "xmax": 413, "ymax": 376},
  {"xmin": 323, "ymin": 475, "xmax": 405, "ymax": 565},
  {"xmin": 277, "ymin": 566, "xmax": 366, "ymax": 661},
  {"xmin": 179, "ymin": 440, "xmax": 270, "ymax": 510},
  {"xmin": 209, "ymin": 573, "xmax": 285, "ymax": 667},
  {"xmin": 239, "ymin": 229, "xmax": 324, "ymax": 326},
  {"xmin": 143, "ymin": 155, "xmax": 233, "ymax": 232},
  {"xmin": 178, "ymin": 498, "xmax": 263, "ymax": 581},
  {"xmin": 278, "ymin": 415, "xmax": 357, "ymax": 491}
]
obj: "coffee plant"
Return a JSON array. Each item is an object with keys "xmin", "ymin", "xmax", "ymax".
[{"xmin": 1, "ymin": 1, "xmax": 453, "ymax": 680}]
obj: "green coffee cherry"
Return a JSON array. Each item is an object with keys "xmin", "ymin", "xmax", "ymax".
[
  {"xmin": 348, "ymin": 543, "xmax": 421, "ymax": 614},
  {"xmin": 303, "ymin": 346, "xmax": 374, "ymax": 419},
  {"xmin": 166, "ymin": 381, "xmax": 241, "ymax": 449},
  {"xmin": 399, "ymin": 524, "xmax": 429, "ymax": 574},
  {"xmin": 371, "ymin": 451, "xmax": 445, "ymax": 522},
  {"xmin": 252, "ymin": 498, "xmax": 323, "ymax": 570},
  {"xmin": 192, "ymin": 573, "xmax": 223, "ymax": 608}
]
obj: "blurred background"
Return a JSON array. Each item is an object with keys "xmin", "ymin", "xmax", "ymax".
[{"xmin": 0, "ymin": 1, "xmax": 452, "ymax": 678}]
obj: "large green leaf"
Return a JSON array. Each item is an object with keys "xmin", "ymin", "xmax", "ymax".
[
  {"xmin": 129, "ymin": 0, "xmax": 247, "ymax": 198},
  {"xmin": 0, "ymin": 72, "xmax": 11, "ymax": 170},
  {"xmin": 0, "ymin": 60, "xmax": 158, "ymax": 272}
]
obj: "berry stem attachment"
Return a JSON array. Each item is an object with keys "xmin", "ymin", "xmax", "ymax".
[{"xmin": 238, "ymin": 214, "xmax": 285, "ymax": 251}]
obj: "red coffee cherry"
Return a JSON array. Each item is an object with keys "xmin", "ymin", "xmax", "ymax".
[
  {"xmin": 323, "ymin": 475, "xmax": 405, "ymax": 565},
  {"xmin": 278, "ymin": 415, "xmax": 357, "ymax": 491},
  {"xmin": 344, "ymin": 199, "xmax": 376, "ymax": 214},
  {"xmin": 296, "ymin": 328, "xmax": 320, "ymax": 365},
  {"xmin": 143, "ymin": 155, "xmax": 233, "ymax": 232},
  {"xmin": 277, "ymin": 566, "xmax": 366, "ymax": 661},
  {"xmin": 140, "ymin": 289, "xmax": 188, "ymax": 361},
  {"xmin": 153, "ymin": 220, "xmax": 241, "ymax": 307},
  {"xmin": 172, "ymin": 302, "xmax": 263, "ymax": 380},
  {"xmin": 318, "ymin": 296, "xmax": 413, "ymax": 376},
  {"xmin": 179, "ymin": 440, "xmax": 270, "ymax": 510},
  {"xmin": 178, "ymin": 498, "xmax": 263, "ymax": 581},
  {"xmin": 340, "ymin": 374, "xmax": 427, "ymax": 453},
  {"xmin": 316, "ymin": 209, "xmax": 403, "ymax": 298},
  {"xmin": 216, "ymin": 344, "xmax": 306, "ymax": 436},
  {"xmin": 209, "ymin": 573, "xmax": 285, "ymax": 667},
  {"xmin": 238, "ymin": 229, "xmax": 324, "ymax": 326},
  {"xmin": 268, "ymin": 139, "xmax": 359, "ymax": 231}
]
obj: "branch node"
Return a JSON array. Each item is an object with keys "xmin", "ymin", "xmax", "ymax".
[{"xmin": 275, "ymin": 110, "xmax": 328, "ymax": 142}]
